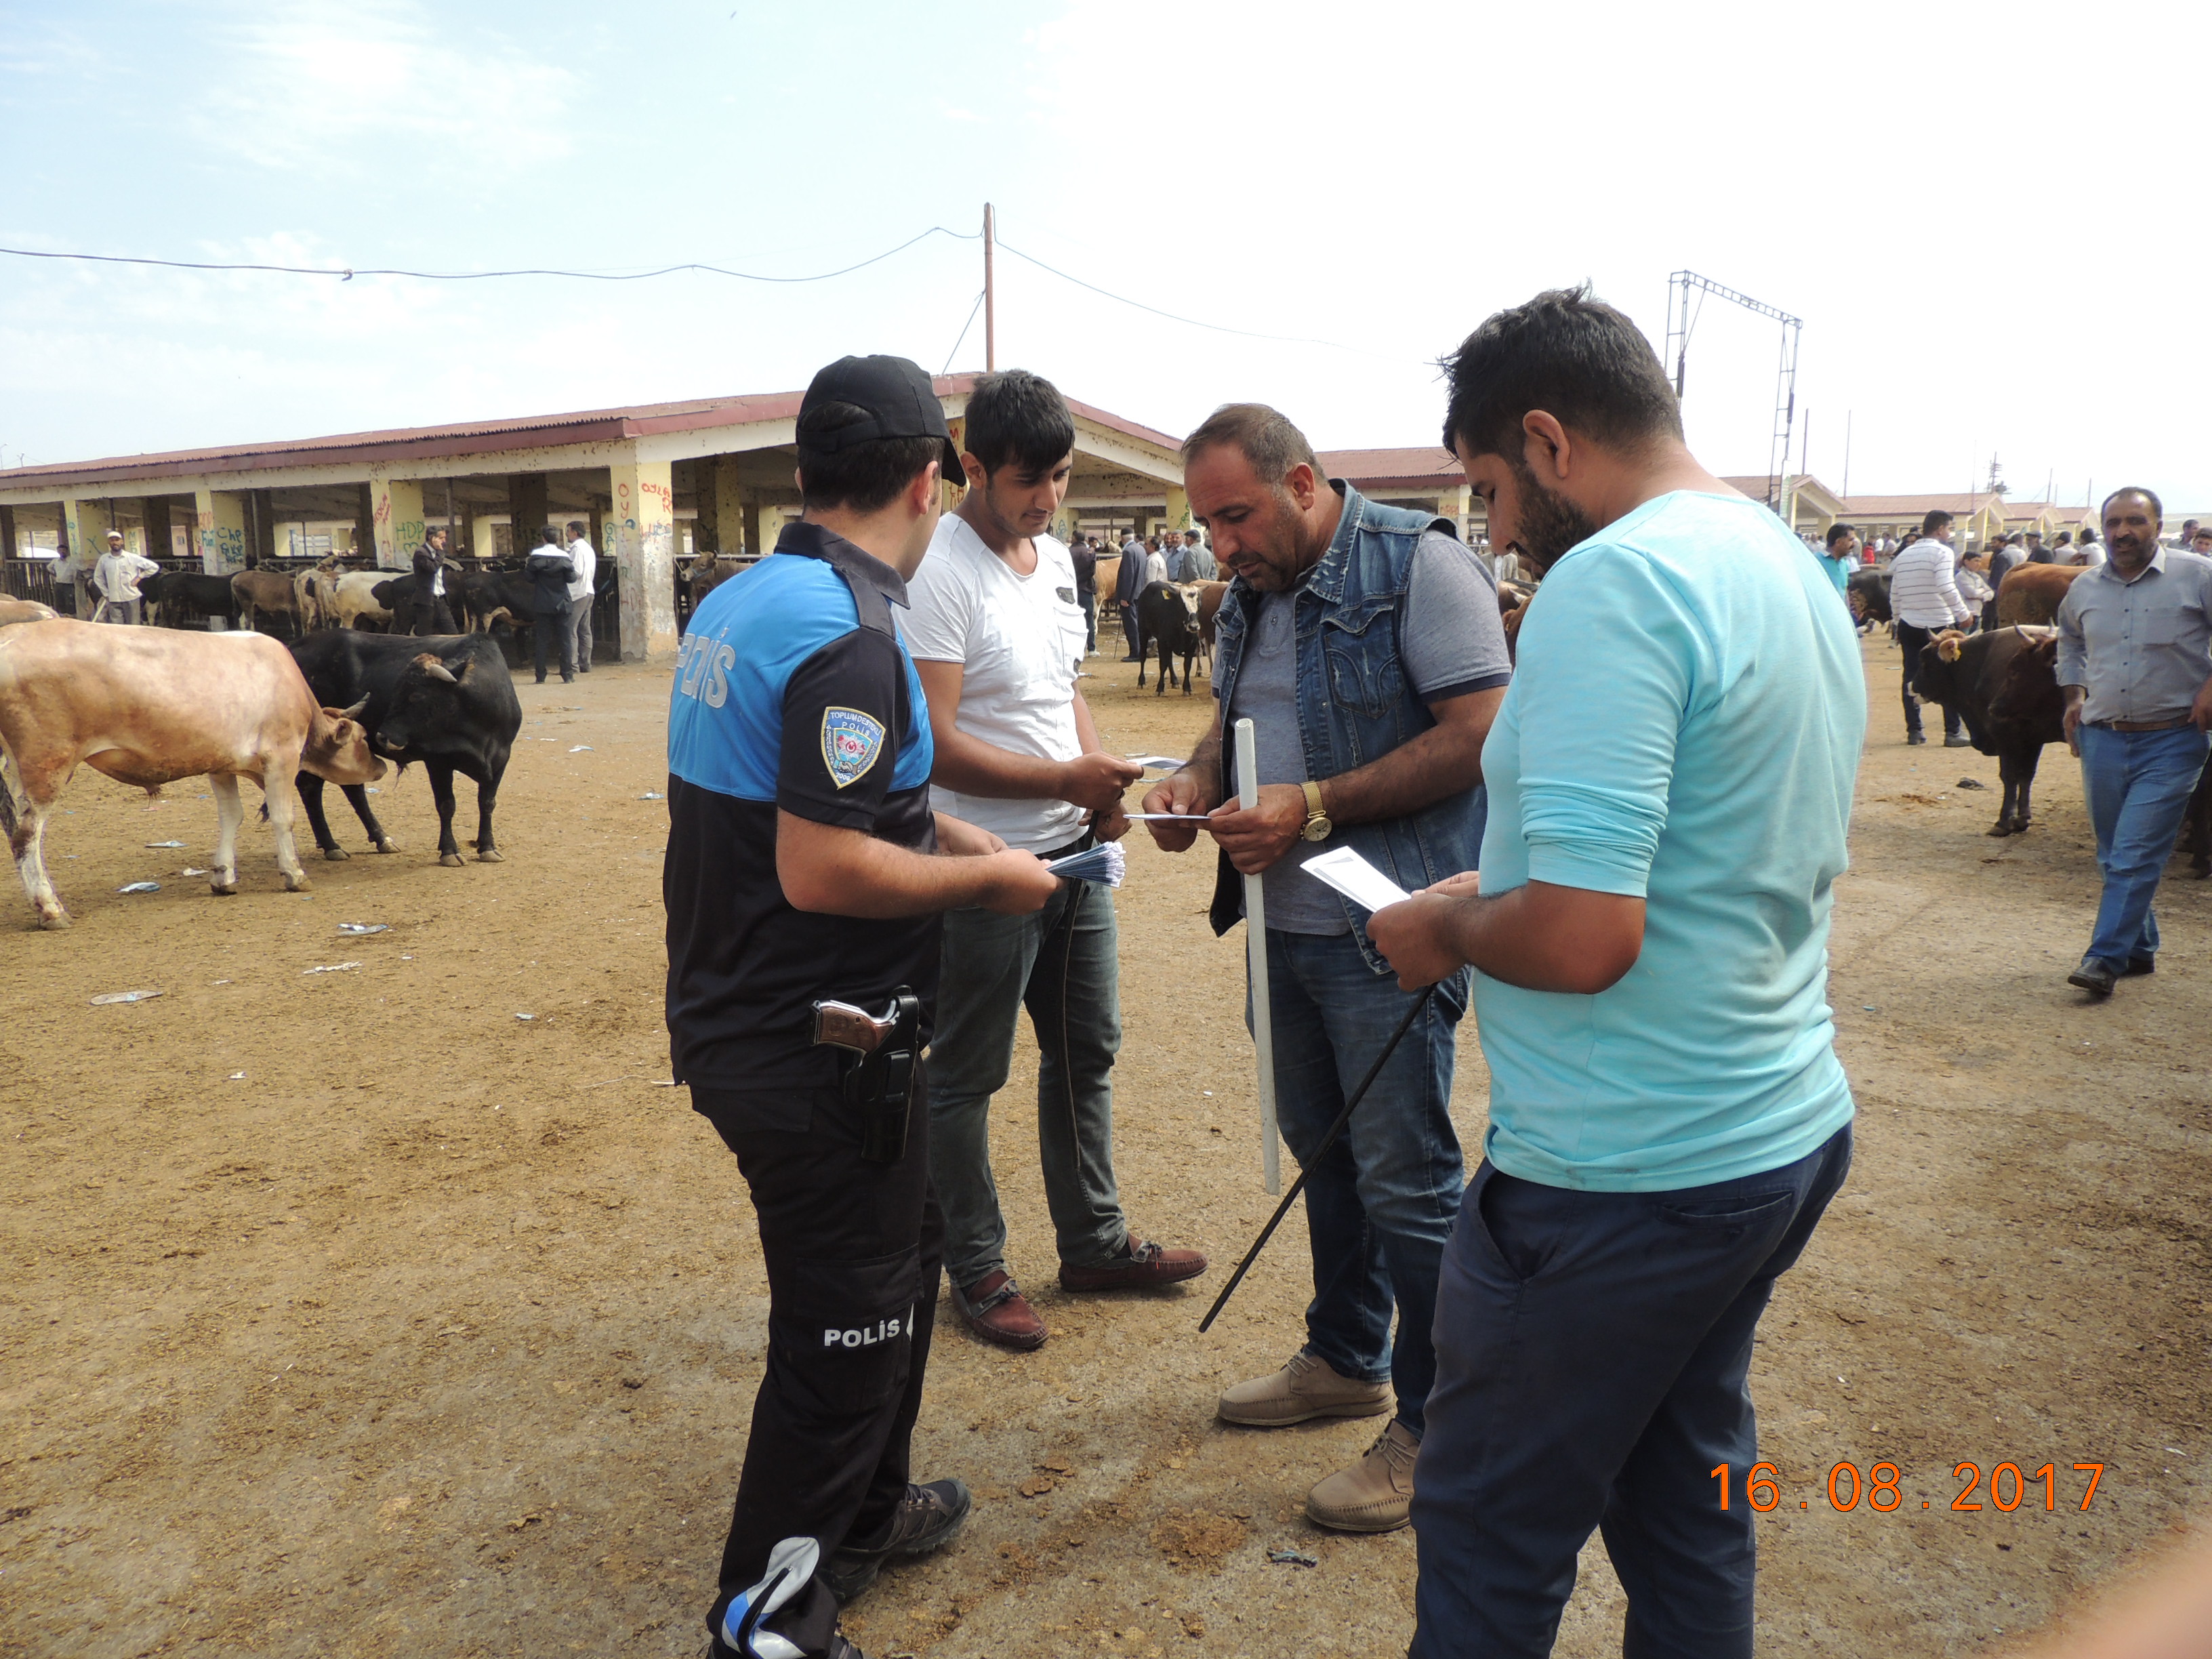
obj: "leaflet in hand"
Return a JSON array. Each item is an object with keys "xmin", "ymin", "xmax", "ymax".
[
  {"xmin": 1044, "ymin": 842, "xmax": 1126, "ymax": 888},
  {"xmin": 1303, "ymin": 846, "xmax": 1412, "ymax": 912},
  {"xmin": 1124, "ymin": 754, "xmax": 1187, "ymax": 770}
]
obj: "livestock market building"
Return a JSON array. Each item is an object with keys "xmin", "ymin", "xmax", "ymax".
[{"xmin": 0, "ymin": 377, "xmax": 1196, "ymax": 662}]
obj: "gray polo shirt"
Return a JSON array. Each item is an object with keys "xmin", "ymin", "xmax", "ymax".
[
  {"xmin": 2055, "ymin": 547, "xmax": 2212, "ymax": 725},
  {"xmin": 1226, "ymin": 531, "xmax": 1513, "ymax": 933}
]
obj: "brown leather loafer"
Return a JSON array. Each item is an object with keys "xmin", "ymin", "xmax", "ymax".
[
  {"xmin": 951, "ymin": 1269, "xmax": 1047, "ymax": 1351},
  {"xmin": 1058, "ymin": 1237, "xmax": 1209, "ymax": 1292}
]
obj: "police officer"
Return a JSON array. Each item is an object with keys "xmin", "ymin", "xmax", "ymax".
[{"xmin": 665, "ymin": 354, "xmax": 1059, "ymax": 1659}]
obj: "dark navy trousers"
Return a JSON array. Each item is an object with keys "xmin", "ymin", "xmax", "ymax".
[{"xmin": 1410, "ymin": 1125, "xmax": 1853, "ymax": 1658}]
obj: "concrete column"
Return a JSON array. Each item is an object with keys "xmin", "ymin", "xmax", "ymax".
[
  {"xmin": 145, "ymin": 498, "xmax": 176, "ymax": 560},
  {"xmin": 472, "ymin": 514, "xmax": 500, "ymax": 561},
  {"xmin": 196, "ymin": 487, "xmax": 248, "ymax": 575},
  {"xmin": 508, "ymin": 473, "xmax": 550, "ymax": 553},
  {"xmin": 1166, "ymin": 483, "xmax": 1191, "ymax": 531},
  {"xmin": 62, "ymin": 497, "xmax": 110, "ymax": 562},
  {"xmin": 364, "ymin": 476, "xmax": 424, "ymax": 568},
  {"xmin": 1436, "ymin": 483, "xmax": 1470, "ymax": 538},
  {"xmin": 714, "ymin": 459, "xmax": 747, "ymax": 556},
  {"xmin": 607, "ymin": 454, "xmax": 678, "ymax": 660},
  {"xmin": 247, "ymin": 488, "xmax": 278, "ymax": 566},
  {"xmin": 0, "ymin": 505, "xmax": 15, "ymax": 556},
  {"xmin": 757, "ymin": 503, "xmax": 788, "ymax": 556}
]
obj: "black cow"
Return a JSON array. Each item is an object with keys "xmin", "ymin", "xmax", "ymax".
[
  {"xmin": 141, "ymin": 570, "xmax": 241, "ymax": 628},
  {"xmin": 1846, "ymin": 569, "xmax": 1892, "ymax": 630},
  {"xmin": 455, "ymin": 568, "xmax": 539, "ymax": 636},
  {"xmin": 1909, "ymin": 626, "xmax": 2064, "ymax": 836},
  {"xmin": 1135, "ymin": 581, "xmax": 1199, "ymax": 695},
  {"xmin": 288, "ymin": 631, "xmax": 522, "ymax": 866}
]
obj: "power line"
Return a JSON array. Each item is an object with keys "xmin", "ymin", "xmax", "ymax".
[
  {"xmin": 991, "ymin": 237, "xmax": 1420, "ymax": 364},
  {"xmin": 0, "ymin": 226, "xmax": 977, "ymax": 285},
  {"xmin": 941, "ymin": 290, "xmax": 986, "ymax": 376}
]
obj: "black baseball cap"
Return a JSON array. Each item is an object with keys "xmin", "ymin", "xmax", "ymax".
[{"xmin": 797, "ymin": 354, "xmax": 963, "ymax": 479}]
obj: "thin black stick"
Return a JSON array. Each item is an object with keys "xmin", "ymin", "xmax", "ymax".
[{"xmin": 1200, "ymin": 986, "xmax": 1435, "ymax": 1333}]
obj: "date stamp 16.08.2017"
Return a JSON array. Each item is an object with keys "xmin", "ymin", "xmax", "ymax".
[{"xmin": 1711, "ymin": 1460, "xmax": 2106, "ymax": 1514}]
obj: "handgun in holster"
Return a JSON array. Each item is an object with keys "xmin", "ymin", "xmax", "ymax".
[{"xmin": 811, "ymin": 988, "xmax": 922, "ymax": 1165}]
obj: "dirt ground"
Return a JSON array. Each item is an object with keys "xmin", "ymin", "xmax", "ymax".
[{"xmin": 4, "ymin": 628, "xmax": 2208, "ymax": 1659}]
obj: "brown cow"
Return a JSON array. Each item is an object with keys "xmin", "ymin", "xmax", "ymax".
[
  {"xmin": 0, "ymin": 598, "xmax": 58, "ymax": 628},
  {"xmin": 0, "ymin": 621, "xmax": 383, "ymax": 928},
  {"xmin": 1192, "ymin": 580, "xmax": 1228, "ymax": 674},
  {"xmin": 231, "ymin": 568, "xmax": 313, "ymax": 638},
  {"xmin": 1995, "ymin": 563, "xmax": 2087, "ymax": 626}
]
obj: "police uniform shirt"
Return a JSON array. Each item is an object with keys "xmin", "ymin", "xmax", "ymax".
[{"xmin": 663, "ymin": 520, "xmax": 937, "ymax": 1107}]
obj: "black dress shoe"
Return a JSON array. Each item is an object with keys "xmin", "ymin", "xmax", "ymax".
[
  {"xmin": 824, "ymin": 1479, "xmax": 972, "ymax": 1603},
  {"xmin": 2123, "ymin": 956, "xmax": 2156, "ymax": 977},
  {"xmin": 2067, "ymin": 956, "xmax": 2118, "ymax": 996},
  {"xmin": 1906, "ymin": 731, "xmax": 1927, "ymax": 745},
  {"xmin": 1944, "ymin": 734, "xmax": 1973, "ymax": 747}
]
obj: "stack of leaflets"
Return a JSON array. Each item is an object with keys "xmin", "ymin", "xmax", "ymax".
[{"xmin": 1044, "ymin": 842, "xmax": 1127, "ymax": 888}]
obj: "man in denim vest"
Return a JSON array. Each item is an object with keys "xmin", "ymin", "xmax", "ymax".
[{"xmin": 1141, "ymin": 403, "xmax": 1510, "ymax": 1533}]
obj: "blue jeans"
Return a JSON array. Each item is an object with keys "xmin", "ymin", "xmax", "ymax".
[
  {"xmin": 2078, "ymin": 723, "xmax": 2211, "ymax": 968},
  {"xmin": 1250, "ymin": 928, "xmax": 1468, "ymax": 1437},
  {"xmin": 926, "ymin": 876, "xmax": 1127, "ymax": 1286},
  {"xmin": 1411, "ymin": 1126, "xmax": 1853, "ymax": 1659}
]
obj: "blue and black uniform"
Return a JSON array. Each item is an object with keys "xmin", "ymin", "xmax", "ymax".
[{"xmin": 665, "ymin": 519, "xmax": 943, "ymax": 1659}]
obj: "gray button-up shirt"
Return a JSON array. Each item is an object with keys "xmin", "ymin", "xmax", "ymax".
[{"xmin": 2055, "ymin": 547, "xmax": 2212, "ymax": 725}]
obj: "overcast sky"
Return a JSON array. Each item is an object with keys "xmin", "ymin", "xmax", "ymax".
[{"xmin": 5, "ymin": 0, "xmax": 2207, "ymax": 511}]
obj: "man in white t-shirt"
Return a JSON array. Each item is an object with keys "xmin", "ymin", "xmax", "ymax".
[
  {"xmin": 903, "ymin": 369, "xmax": 1209, "ymax": 1353},
  {"xmin": 563, "ymin": 521, "xmax": 598, "ymax": 674}
]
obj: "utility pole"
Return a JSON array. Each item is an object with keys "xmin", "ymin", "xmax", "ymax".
[
  {"xmin": 1664, "ymin": 270, "xmax": 1801, "ymax": 518},
  {"xmin": 983, "ymin": 203, "xmax": 996, "ymax": 373}
]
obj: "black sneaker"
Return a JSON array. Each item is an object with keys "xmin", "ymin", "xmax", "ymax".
[
  {"xmin": 1906, "ymin": 731, "xmax": 1927, "ymax": 745},
  {"xmin": 1944, "ymin": 734, "xmax": 1972, "ymax": 747},
  {"xmin": 823, "ymin": 1479, "xmax": 972, "ymax": 1603},
  {"xmin": 2066, "ymin": 956, "xmax": 2118, "ymax": 997}
]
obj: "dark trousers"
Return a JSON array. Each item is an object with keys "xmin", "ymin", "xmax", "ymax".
[
  {"xmin": 928, "ymin": 868, "xmax": 1126, "ymax": 1286},
  {"xmin": 533, "ymin": 601, "xmax": 576, "ymax": 680},
  {"xmin": 1410, "ymin": 1125, "xmax": 1853, "ymax": 1659},
  {"xmin": 1120, "ymin": 600, "xmax": 1141, "ymax": 658},
  {"xmin": 411, "ymin": 595, "xmax": 457, "ymax": 636},
  {"xmin": 693, "ymin": 1074, "xmax": 943, "ymax": 1659},
  {"xmin": 1079, "ymin": 590, "xmax": 1097, "ymax": 652},
  {"xmin": 1256, "ymin": 930, "xmax": 1467, "ymax": 1436},
  {"xmin": 1895, "ymin": 620, "xmax": 1963, "ymax": 737}
]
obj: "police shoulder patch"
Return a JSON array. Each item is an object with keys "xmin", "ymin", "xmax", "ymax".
[{"xmin": 820, "ymin": 706, "xmax": 887, "ymax": 789}]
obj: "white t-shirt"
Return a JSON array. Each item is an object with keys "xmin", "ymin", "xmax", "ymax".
[
  {"xmin": 567, "ymin": 537, "xmax": 597, "ymax": 604},
  {"xmin": 903, "ymin": 517, "xmax": 1090, "ymax": 852}
]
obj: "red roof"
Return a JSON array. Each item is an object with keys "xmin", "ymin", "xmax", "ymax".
[
  {"xmin": 1317, "ymin": 447, "xmax": 1462, "ymax": 490},
  {"xmin": 0, "ymin": 375, "xmax": 1185, "ymax": 491}
]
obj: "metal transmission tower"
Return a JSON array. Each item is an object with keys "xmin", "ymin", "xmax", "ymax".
[{"xmin": 1664, "ymin": 271, "xmax": 1804, "ymax": 532}]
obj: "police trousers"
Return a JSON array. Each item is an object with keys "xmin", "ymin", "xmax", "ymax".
[{"xmin": 692, "ymin": 1068, "xmax": 943, "ymax": 1656}]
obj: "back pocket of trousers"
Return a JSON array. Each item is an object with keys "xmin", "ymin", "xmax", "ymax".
[{"xmin": 775, "ymin": 1246, "xmax": 922, "ymax": 1412}]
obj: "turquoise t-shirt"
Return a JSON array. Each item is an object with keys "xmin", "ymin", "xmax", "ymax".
[{"xmin": 1473, "ymin": 491, "xmax": 1866, "ymax": 1191}]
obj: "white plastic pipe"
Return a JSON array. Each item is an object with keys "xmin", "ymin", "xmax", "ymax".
[{"xmin": 1233, "ymin": 717, "xmax": 1282, "ymax": 1194}]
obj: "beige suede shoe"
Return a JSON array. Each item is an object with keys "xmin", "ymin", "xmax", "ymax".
[
  {"xmin": 1305, "ymin": 1421, "xmax": 1418, "ymax": 1533},
  {"xmin": 1216, "ymin": 1349, "xmax": 1392, "ymax": 1427}
]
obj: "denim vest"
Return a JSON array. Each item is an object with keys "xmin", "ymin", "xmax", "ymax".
[{"xmin": 1208, "ymin": 483, "xmax": 1489, "ymax": 975}]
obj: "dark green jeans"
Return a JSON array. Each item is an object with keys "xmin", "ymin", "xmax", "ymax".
[{"xmin": 926, "ymin": 874, "xmax": 1127, "ymax": 1288}]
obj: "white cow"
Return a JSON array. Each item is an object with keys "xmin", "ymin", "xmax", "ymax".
[{"xmin": 0, "ymin": 621, "xmax": 384, "ymax": 928}]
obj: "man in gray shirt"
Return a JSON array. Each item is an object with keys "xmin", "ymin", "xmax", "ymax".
[
  {"xmin": 1141, "ymin": 404, "xmax": 1509, "ymax": 1536},
  {"xmin": 2056, "ymin": 486, "xmax": 2212, "ymax": 996}
]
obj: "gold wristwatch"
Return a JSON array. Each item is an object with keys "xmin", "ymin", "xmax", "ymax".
[{"xmin": 1300, "ymin": 781, "xmax": 1334, "ymax": 843}]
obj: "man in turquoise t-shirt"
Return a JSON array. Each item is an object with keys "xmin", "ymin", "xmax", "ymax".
[
  {"xmin": 1368, "ymin": 287, "xmax": 1864, "ymax": 1659},
  {"xmin": 1820, "ymin": 518, "xmax": 1860, "ymax": 596}
]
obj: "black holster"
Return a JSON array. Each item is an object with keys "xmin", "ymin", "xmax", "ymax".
[{"xmin": 842, "ymin": 988, "xmax": 921, "ymax": 1165}]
